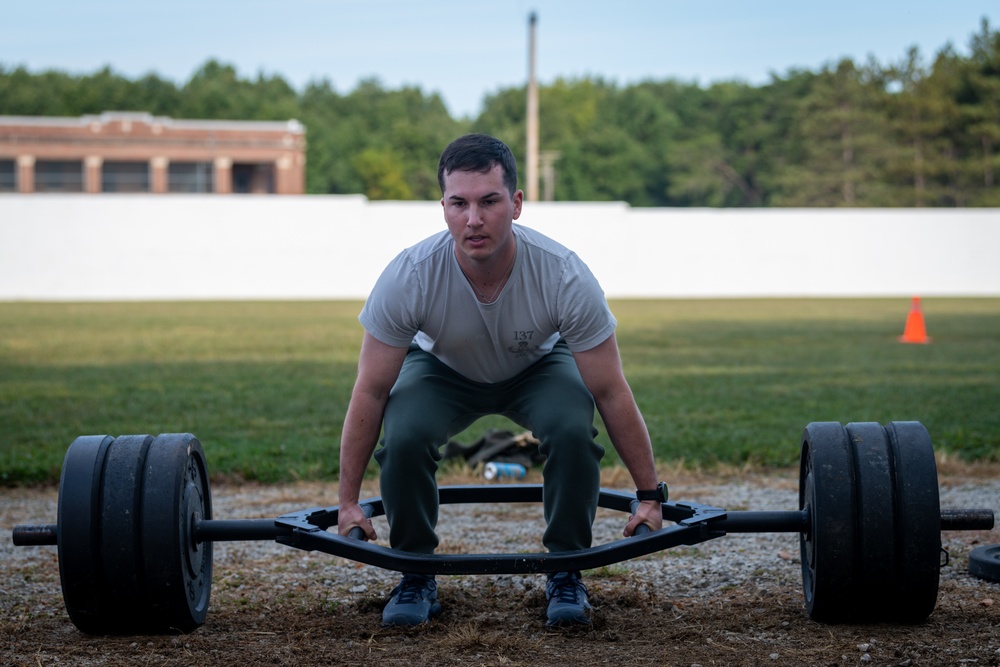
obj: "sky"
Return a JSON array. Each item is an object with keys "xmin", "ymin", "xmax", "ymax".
[{"xmin": 1, "ymin": 1, "xmax": 994, "ymax": 119}]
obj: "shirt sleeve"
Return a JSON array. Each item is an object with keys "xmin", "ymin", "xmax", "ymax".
[
  {"xmin": 358, "ymin": 251, "xmax": 424, "ymax": 348},
  {"xmin": 557, "ymin": 253, "xmax": 618, "ymax": 352}
]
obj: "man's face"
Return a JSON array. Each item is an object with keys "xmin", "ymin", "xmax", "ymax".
[{"xmin": 441, "ymin": 164, "xmax": 523, "ymax": 265}]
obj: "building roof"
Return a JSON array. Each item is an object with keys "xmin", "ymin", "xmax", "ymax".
[{"xmin": 0, "ymin": 112, "xmax": 305, "ymax": 134}]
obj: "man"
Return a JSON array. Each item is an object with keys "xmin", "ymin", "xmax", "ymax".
[{"xmin": 337, "ymin": 134, "xmax": 662, "ymax": 627}]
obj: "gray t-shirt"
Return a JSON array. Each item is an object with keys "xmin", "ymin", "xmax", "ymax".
[{"xmin": 359, "ymin": 224, "xmax": 617, "ymax": 383}]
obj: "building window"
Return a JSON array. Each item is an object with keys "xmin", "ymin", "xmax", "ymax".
[
  {"xmin": 232, "ymin": 163, "xmax": 275, "ymax": 194},
  {"xmin": 102, "ymin": 161, "xmax": 150, "ymax": 193},
  {"xmin": 0, "ymin": 159, "xmax": 15, "ymax": 192},
  {"xmin": 168, "ymin": 161, "xmax": 214, "ymax": 193},
  {"xmin": 35, "ymin": 160, "xmax": 85, "ymax": 193}
]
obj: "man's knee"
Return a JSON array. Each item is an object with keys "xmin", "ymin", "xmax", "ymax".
[
  {"xmin": 377, "ymin": 428, "xmax": 443, "ymax": 470},
  {"xmin": 536, "ymin": 420, "xmax": 602, "ymax": 459},
  {"xmin": 380, "ymin": 389, "xmax": 451, "ymax": 465}
]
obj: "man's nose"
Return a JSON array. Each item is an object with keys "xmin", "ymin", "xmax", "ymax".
[{"xmin": 466, "ymin": 204, "xmax": 483, "ymax": 225}]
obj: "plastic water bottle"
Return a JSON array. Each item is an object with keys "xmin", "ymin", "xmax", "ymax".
[{"xmin": 483, "ymin": 462, "xmax": 527, "ymax": 480}]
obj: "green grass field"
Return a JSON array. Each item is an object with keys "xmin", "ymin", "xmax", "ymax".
[{"xmin": 1, "ymin": 299, "xmax": 998, "ymax": 485}]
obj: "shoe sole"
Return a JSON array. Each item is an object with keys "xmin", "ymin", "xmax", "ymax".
[
  {"xmin": 381, "ymin": 603, "xmax": 442, "ymax": 627},
  {"xmin": 545, "ymin": 616, "xmax": 591, "ymax": 628},
  {"xmin": 545, "ymin": 607, "xmax": 591, "ymax": 628}
]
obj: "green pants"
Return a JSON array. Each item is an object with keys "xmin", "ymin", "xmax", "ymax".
[{"xmin": 375, "ymin": 340, "xmax": 605, "ymax": 554}]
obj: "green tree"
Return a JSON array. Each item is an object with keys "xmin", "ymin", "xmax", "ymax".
[
  {"xmin": 353, "ymin": 147, "xmax": 412, "ymax": 199},
  {"xmin": 178, "ymin": 60, "xmax": 298, "ymax": 121},
  {"xmin": 923, "ymin": 47, "xmax": 974, "ymax": 205},
  {"xmin": 474, "ymin": 86, "xmax": 529, "ymax": 189},
  {"xmin": 298, "ymin": 77, "xmax": 462, "ymax": 197},
  {"xmin": 666, "ymin": 81, "xmax": 775, "ymax": 207},
  {"xmin": 72, "ymin": 67, "xmax": 139, "ymax": 114},
  {"xmin": 0, "ymin": 66, "xmax": 76, "ymax": 115},
  {"xmin": 298, "ymin": 79, "xmax": 349, "ymax": 194},
  {"xmin": 884, "ymin": 45, "xmax": 975, "ymax": 207},
  {"xmin": 961, "ymin": 18, "xmax": 1000, "ymax": 205},
  {"xmin": 773, "ymin": 59, "xmax": 896, "ymax": 206},
  {"xmin": 3, "ymin": 18, "xmax": 998, "ymax": 207},
  {"xmin": 886, "ymin": 47, "xmax": 936, "ymax": 206}
]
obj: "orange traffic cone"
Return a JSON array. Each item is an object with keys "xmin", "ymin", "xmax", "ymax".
[{"xmin": 899, "ymin": 297, "xmax": 930, "ymax": 344}]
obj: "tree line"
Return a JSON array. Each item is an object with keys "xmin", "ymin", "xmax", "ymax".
[{"xmin": 1, "ymin": 18, "xmax": 997, "ymax": 207}]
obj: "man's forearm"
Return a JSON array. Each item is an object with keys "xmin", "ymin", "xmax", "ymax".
[
  {"xmin": 337, "ymin": 334, "xmax": 408, "ymax": 509},
  {"xmin": 337, "ymin": 396, "xmax": 387, "ymax": 505},
  {"xmin": 597, "ymin": 390, "xmax": 664, "ymax": 535},
  {"xmin": 338, "ymin": 442, "xmax": 376, "ymax": 506},
  {"xmin": 596, "ymin": 392, "xmax": 658, "ymax": 490}
]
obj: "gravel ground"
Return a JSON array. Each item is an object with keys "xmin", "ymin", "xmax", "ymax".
[{"xmin": 3, "ymin": 468, "xmax": 999, "ymax": 666}]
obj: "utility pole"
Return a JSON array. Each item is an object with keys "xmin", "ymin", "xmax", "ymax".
[{"xmin": 526, "ymin": 12, "xmax": 539, "ymax": 202}]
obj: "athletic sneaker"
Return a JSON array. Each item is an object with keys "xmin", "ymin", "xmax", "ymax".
[
  {"xmin": 545, "ymin": 571, "xmax": 592, "ymax": 626},
  {"xmin": 381, "ymin": 574, "xmax": 442, "ymax": 626}
]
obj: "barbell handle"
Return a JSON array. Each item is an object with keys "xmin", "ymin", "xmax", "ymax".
[
  {"xmin": 940, "ymin": 508, "xmax": 994, "ymax": 531},
  {"xmin": 11, "ymin": 504, "xmax": 379, "ymax": 546},
  {"xmin": 12, "ymin": 523, "xmax": 57, "ymax": 546},
  {"xmin": 11, "ymin": 506, "xmax": 993, "ymax": 547},
  {"xmin": 346, "ymin": 503, "xmax": 375, "ymax": 541}
]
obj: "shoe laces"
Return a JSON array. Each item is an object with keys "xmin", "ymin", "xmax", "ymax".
[
  {"xmin": 392, "ymin": 575, "xmax": 435, "ymax": 604},
  {"xmin": 548, "ymin": 572, "xmax": 587, "ymax": 604}
]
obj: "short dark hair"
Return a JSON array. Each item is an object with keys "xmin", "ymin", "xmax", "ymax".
[{"xmin": 437, "ymin": 134, "xmax": 518, "ymax": 196}]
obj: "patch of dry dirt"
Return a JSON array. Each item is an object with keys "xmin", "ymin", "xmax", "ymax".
[{"xmin": 4, "ymin": 573, "xmax": 999, "ymax": 666}]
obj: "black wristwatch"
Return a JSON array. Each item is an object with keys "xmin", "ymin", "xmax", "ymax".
[{"xmin": 635, "ymin": 481, "xmax": 668, "ymax": 503}]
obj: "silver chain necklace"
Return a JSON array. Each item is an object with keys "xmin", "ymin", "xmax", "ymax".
[{"xmin": 461, "ymin": 237, "xmax": 517, "ymax": 304}]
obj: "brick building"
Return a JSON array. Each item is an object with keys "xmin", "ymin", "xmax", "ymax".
[{"xmin": 0, "ymin": 112, "xmax": 306, "ymax": 195}]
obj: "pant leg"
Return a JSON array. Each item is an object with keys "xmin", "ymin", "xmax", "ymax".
[
  {"xmin": 376, "ymin": 347, "xmax": 485, "ymax": 553},
  {"xmin": 502, "ymin": 341, "xmax": 605, "ymax": 552}
]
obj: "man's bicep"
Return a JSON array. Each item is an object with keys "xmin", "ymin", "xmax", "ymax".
[
  {"xmin": 571, "ymin": 333, "xmax": 628, "ymax": 399},
  {"xmin": 354, "ymin": 332, "xmax": 409, "ymax": 399}
]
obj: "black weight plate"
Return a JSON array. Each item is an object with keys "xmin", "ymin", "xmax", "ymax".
[
  {"xmin": 969, "ymin": 544, "xmax": 1000, "ymax": 583},
  {"xmin": 141, "ymin": 433, "xmax": 213, "ymax": 633},
  {"xmin": 57, "ymin": 435, "xmax": 116, "ymax": 634},
  {"xmin": 885, "ymin": 421, "xmax": 941, "ymax": 623},
  {"xmin": 57, "ymin": 432, "xmax": 214, "ymax": 635},
  {"xmin": 844, "ymin": 422, "xmax": 897, "ymax": 620},
  {"xmin": 799, "ymin": 422, "xmax": 857, "ymax": 623},
  {"xmin": 98, "ymin": 434, "xmax": 156, "ymax": 632}
]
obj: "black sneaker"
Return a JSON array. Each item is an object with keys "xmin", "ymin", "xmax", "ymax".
[
  {"xmin": 545, "ymin": 571, "xmax": 591, "ymax": 626},
  {"xmin": 381, "ymin": 574, "xmax": 442, "ymax": 626}
]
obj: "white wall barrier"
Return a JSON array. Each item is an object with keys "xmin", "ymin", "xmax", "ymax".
[{"xmin": 1, "ymin": 195, "xmax": 997, "ymax": 300}]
